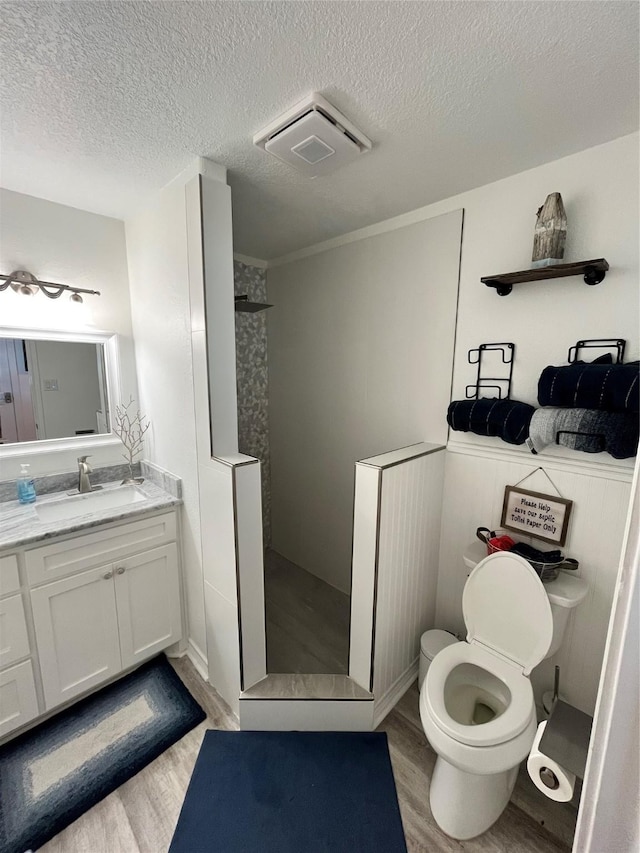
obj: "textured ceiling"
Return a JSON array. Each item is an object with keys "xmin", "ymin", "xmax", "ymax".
[{"xmin": 1, "ymin": 1, "xmax": 638, "ymax": 260}]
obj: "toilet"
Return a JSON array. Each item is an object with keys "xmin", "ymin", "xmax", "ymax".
[{"xmin": 419, "ymin": 550, "xmax": 587, "ymax": 840}]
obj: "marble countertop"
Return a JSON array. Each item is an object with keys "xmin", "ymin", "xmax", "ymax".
[{"xmin": 0, "ymin": 481, "xmax": 181, "ymax": 551}]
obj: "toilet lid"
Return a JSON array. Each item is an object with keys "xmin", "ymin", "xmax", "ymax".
[{"xmin": 462, "ymin": 552, "xmax": 553, "ymax": 675}]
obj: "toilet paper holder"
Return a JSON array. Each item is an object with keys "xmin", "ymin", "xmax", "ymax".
[{"xmin": 539, "ymin": 700, "xmax": 593, "ymax": 781}]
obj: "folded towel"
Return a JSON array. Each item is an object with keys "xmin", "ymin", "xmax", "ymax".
[
  {"xmin": 447, "ymin": 398, "xmax": 535, "ymax": 445},
  {"xmin": 538, "ymin": 361, "xmax": 640, "ymax": 414},
  {"xmin": 528, "ymin": 407, "xmax": 639, "ymax": 459}
]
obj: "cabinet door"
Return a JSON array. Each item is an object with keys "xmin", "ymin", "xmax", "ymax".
[
  {"xmin": 31, "ymin": 565, "xmax": 122, "ymax": 710},
  {"xmin": 0, "ymin": 594, "xmax": 30, "ymax": 669},
  {"xmin": 0, "ymin": 660, "xmax": 39, "ymax": 738},
  {"xmin": 115, "ymin": 543, "xmax": 182, "ymax": 668}
]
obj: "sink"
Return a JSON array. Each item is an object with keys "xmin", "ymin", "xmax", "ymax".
[{"xmin": 36, "ymin": 486, "xmax": 146, "ymax": 523}]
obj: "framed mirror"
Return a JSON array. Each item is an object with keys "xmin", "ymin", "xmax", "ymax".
[{"xmin": 0, "ymin": 327, "xmax": 122, "ymax": 454}]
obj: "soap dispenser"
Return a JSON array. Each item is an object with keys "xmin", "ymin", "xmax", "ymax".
[{"xmin": 17, "ymin": 463, "xmax": 37, "ymax": 504}]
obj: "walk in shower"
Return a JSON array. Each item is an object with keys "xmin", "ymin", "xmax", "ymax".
[{"xmin": 234, "ymin": 259, "xmax": 350, "ymax": 675}]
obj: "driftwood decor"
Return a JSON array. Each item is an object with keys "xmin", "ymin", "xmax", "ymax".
[
  {"xmin": 532, "ymin": 192, "xmax": 567, "ymax": 268},
  {"xmin": 113, "ymin": 397, "xmax": 151, "ymax": 484}
]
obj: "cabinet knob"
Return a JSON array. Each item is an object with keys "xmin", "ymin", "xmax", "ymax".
[
  {"xmin": 116, "ymin": 566, "xmax": 125, "ymax": 575},
  {"xmin": 103, "ymin": 571, "xmax": 113, "ymax": 580}
]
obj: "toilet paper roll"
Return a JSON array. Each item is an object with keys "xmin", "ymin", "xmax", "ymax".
[{"xmin": 527, "ymin": 720, "xmax": 576, "ymax": 802}]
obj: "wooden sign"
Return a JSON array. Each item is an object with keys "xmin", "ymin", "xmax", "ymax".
[{"xmin": 501, "ymin": 486, "xmax": 572, "ymax": 546}]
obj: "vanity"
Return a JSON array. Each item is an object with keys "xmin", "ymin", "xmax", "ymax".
[
  {"xmin": 0, "ymin": 325, "xmax": 187, "ymax": 740},
  {"xmin": 0, "ymin": 481, "xmax": 183, "ymax": 741}
]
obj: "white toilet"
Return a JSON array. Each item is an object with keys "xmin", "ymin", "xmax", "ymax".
[{"xmin": 419, "ymin": 550, "xmax": 587, "ymax": 840}]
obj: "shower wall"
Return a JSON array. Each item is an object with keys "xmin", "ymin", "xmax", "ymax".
[
  {"xmin": 234, "ymin": 260, "xmax": 271, "ymax": 546},
  {"xmin": 266, "ymin": 210, "xmax": 464, "ymax": 594}
]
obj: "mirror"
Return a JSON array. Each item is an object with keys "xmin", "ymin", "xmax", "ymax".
[{"xmin": 0, "ymin": 336, "xmax": 109, "ymax": 445}]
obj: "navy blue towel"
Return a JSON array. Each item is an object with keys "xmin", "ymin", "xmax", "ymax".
[
  {"xmin": 447, "ymin": 398, "xmax": 535, "ymax": 445},
  {"xmin": 538, "ymin": 361, "xmax": 640, "ymax": 413}
]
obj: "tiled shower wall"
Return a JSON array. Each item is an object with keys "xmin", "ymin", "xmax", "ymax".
[{"xmin": 234, "ymin": 260, "xmax": 271, "ymax": 546}]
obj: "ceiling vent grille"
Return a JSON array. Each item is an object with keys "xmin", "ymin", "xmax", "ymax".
[{"xmin": 253, "ymin": 93, "xmax": 372, "ymax": 178}]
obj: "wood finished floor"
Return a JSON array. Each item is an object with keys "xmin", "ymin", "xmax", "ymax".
[
  {"xmin": 40, "ymin": 657, "xmax": 574, "ymax": 853},
  {"xmin": 264, "ymin": 548, "xmax": 350, "ymax": 675}
]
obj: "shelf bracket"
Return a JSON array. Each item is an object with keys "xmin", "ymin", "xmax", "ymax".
[
  {"xmin": 484, "ymin": 280, "xmax": 512, "ymax": 296},
  {"xmin": 583, "ymin": 265, "xmax": 607, "ymax": 286}
]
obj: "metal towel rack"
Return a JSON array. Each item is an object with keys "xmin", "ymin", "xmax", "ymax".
[
  {"xmin": 465, "ymin": 342, "xmax": 515, "ymax": 400},
  {"xmin": 567, "ymin": 338, "xmax": 626, "ymax": 364}
]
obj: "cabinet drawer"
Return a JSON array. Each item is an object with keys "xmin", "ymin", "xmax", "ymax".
[
  {"xmin": 0, "ymin": 660, "xmax": 39, "ymax": 738},
  {"xmin": 25, "ymin": 511, "xmax": 177, "ymax": 586},
  {"xmin": 0, "ymin": 554, "xmax": 20, "ymax": 596},
  {"xmin": 0, "ymin": 594, "xmax": 30, "ymax": 668}
]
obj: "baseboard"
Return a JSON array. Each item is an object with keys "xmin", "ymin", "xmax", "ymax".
[
  {"xmin": 185, "ymin": 640, "xmax": 209, "ymax": 682},
  {"xmin": 239, "ymin": 698, "xmax": 375, "ymax": 731},
  {"xmin": 373, "ymin": 658, "xmax": 419, "ymax": 728}
]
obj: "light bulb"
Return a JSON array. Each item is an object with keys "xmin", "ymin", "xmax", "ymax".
[{"xmin": 70, "ymin": 292, "xmax": 83, "ymax": 303}]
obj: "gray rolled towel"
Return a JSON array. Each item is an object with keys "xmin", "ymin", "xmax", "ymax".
[{"xmin": 528, "ymin": 408, "xmax": 639, "ymax": 459}]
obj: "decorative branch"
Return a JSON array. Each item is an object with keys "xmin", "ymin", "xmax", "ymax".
[{"xmin": 112, "ymin": 397, "xmax": 151, "ymax": 481}]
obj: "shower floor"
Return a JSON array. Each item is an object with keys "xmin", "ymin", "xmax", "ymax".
[{"xmin": 264, "ymin": 548, "xmax": 350, "ymax": 674}]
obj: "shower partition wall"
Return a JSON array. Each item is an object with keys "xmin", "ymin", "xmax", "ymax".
[{"xmin": 237, "ymin": 440, "xmax": 447, "ymax": 729}]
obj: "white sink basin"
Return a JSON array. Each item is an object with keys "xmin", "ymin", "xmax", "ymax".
[{"xmin": 36, "ymin": 486, "xmax": 146, "ymax": 523}]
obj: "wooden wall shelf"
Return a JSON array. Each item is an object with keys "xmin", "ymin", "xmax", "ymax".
[{"xmin": 482, "ymin": 258, "xmax": 609, "ymax": 296}]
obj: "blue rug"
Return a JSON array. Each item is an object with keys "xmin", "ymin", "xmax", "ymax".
[
  {"xmin": 170, "ymin": 730, "xmax": 407, "ymax": 852},
  {"xmin": 0, "ymin": 655, "xmax": 205, "ymax": 853}
]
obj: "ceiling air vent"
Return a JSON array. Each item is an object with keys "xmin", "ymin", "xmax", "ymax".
[{"xmin": 253, "ymin": 93, "xmax": 372, "ymax": 178}]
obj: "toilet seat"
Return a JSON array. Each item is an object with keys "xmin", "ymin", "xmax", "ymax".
[
  {"xmin": 463, "ymin": 552, "xmax": 553, "ymax": 675},
  {"xmin": 424, "ymin": 641, "xmax": 534, "ymax": 747}
]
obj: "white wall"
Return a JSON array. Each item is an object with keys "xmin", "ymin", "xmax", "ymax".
[
  {"xmin": 0, "ymin": 188, "xmax": 138, "ymax": 476},
  {"xmin": 266, "ymin": 210, "xmax": 463, "ymax": 593},
  {"xmin": 126, "ymin": 176, "xmax": 208, "ymax": 665},
  {"xmin": 126, "ymin": 162, "xmax": 247, "ymax": 714},
  {"xmin": 190, "ymin": 172, "xmax": 251, "ymax": 713},
  {"xmin": 428, "ymin": 133, "xmax": 638, "ymax": 715},
  {"xmin": 574, "ymin": 460, "xmax": 639, "ymax": 853}
]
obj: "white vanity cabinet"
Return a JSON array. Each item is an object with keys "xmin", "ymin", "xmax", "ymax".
[
  {"xmin": 0, "ymin": 554, "xmax": 39, "ymax": 737},
  {"xmin": 27, "ymin": 513, "xmax": 182, "ymax": 711},
  {"xmin": 31, "ymin": 541, "xmax": 181, "ymax": 709}
]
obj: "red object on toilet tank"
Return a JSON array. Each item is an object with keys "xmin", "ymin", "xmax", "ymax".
[{"xmin": 488, "ymin": 534, "xmax": 516, "ymax": 553}]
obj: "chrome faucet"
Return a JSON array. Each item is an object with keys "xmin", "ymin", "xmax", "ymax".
[{"xmin": 77, "ymin": 455, "xmax": 93, "ymax": 493}]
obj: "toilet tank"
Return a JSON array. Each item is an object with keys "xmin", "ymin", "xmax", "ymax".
[
  {"xmin": 544, "ymin": 572, "xmax": 589, "ymax": 657},
  {"xmin": 418, "ymin": 629, "xmax": 457, "ymax": 689},
  {"xmin": 462, "ymin": 541, "xmax": 588, "ymax": 660}
]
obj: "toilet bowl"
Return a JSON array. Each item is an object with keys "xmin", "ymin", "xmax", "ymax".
[{"xmin": 420, "ymin": 551, "xmax": 554, "ymax": 840}]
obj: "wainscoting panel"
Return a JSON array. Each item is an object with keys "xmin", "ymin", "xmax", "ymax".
[
  {"xmin": 372, "ymin": 449, "xmax": 445, "ymax": 709},
  {"xmin": 350, "ymin": 443, "xmax": 446, "ymax": 721},
  {"xmin": 435, "ymin": 447, "xmax": 633, "ymax": 715}
]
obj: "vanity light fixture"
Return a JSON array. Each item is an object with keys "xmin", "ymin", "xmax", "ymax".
[{"xmin": 0, "ymin": 270, "xmax": 100, "ymax": 303}]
